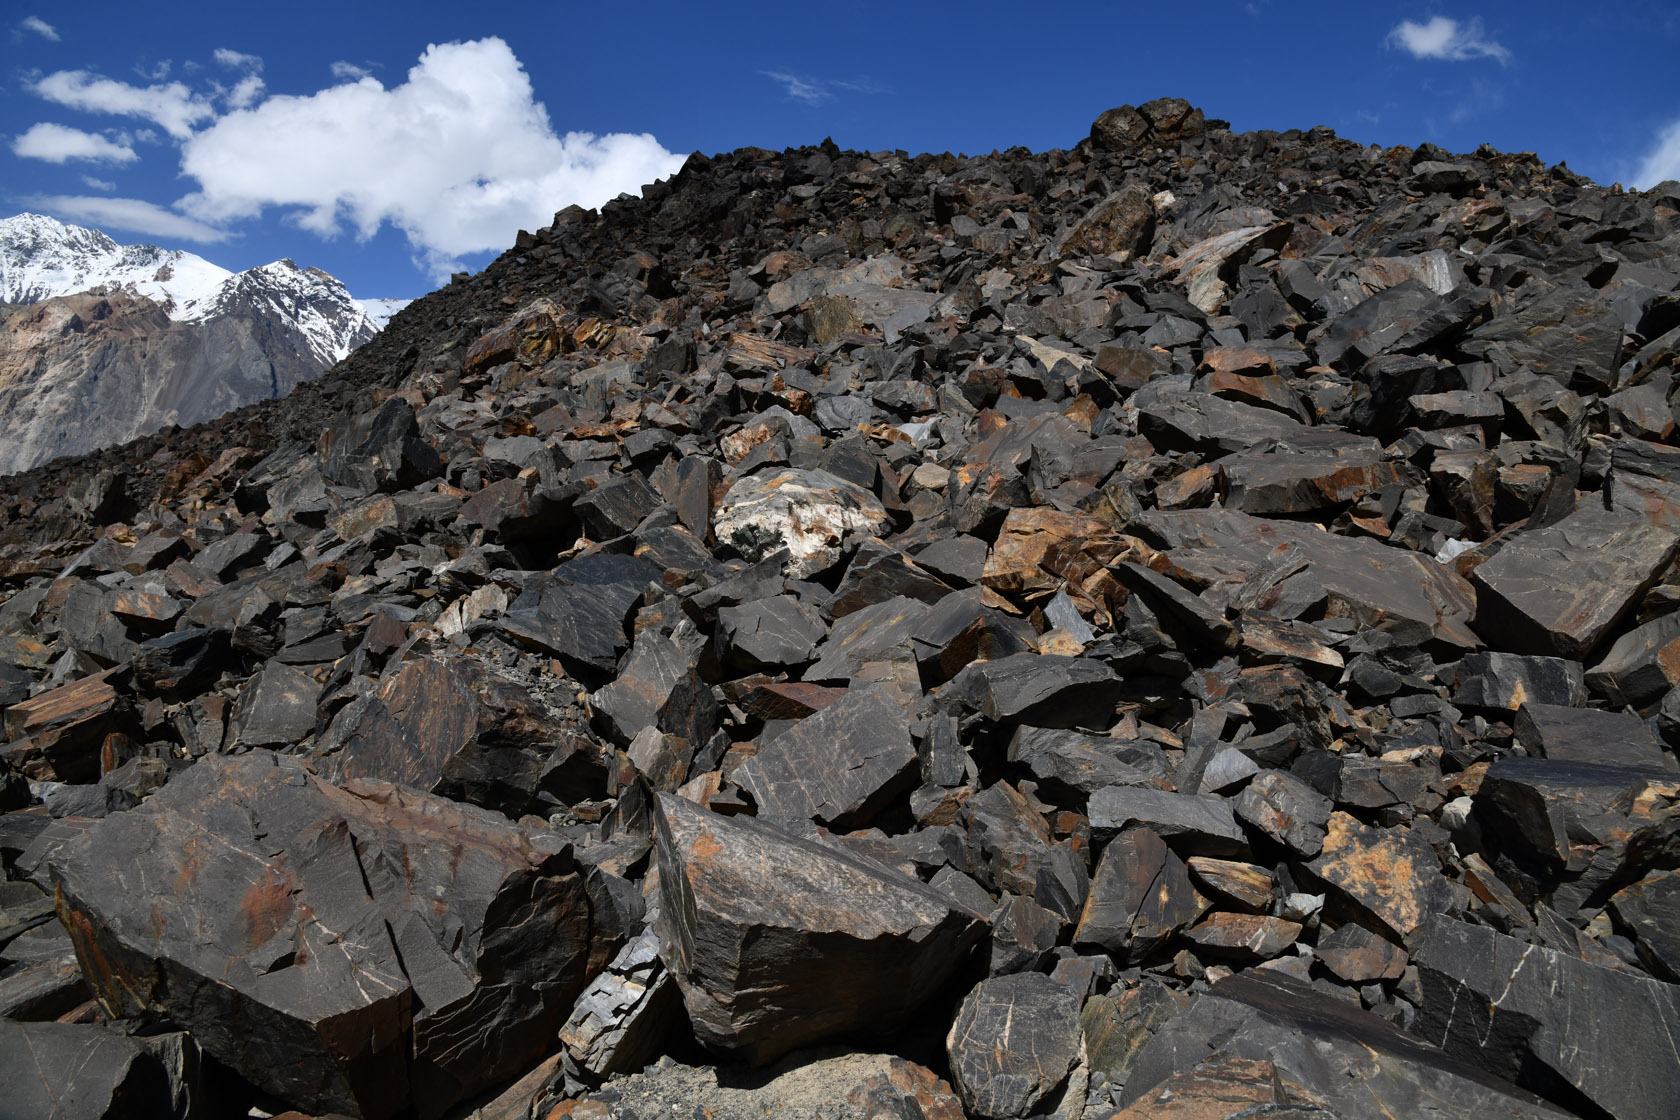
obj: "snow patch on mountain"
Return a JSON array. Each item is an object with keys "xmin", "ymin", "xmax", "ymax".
[{"xmin": 357, "ymin": 298, "xmax": 414, "ymax": 332}]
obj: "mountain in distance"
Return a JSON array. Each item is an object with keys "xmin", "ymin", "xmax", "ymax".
[{"xmin": 0, "ymin": 213, "xmax": 413, "ymax": 474}]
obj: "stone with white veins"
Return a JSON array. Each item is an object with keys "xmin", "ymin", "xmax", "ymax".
[{"xmin": 713, "ymin": 467, "xmax": 889, "ymax": 577}]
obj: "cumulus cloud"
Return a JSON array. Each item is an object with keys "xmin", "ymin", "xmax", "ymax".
[
  {"xmin": 331, "ymin": 60, "xmax": 373, "ymax": 80},
  {"xmin": 213, "ymin": 48, "xmax": 262, "ymax": 71},
  {"xmin": 29, "ymin": 195, "xmax": 229, "ymax": 242},
  {"xmin": 30, "ymin": 70, "xmax": 215, "ymax": 139},
  {"xmin": 20, "ymin": 15, "xmax": 58, "ymax": 40},
  {"xmin": 176, "ymin": 38, "xmax": 686, "ymax": 279},
  {"xmin": 1387, "ymin": 16, "xmax": 1511, "ymax": 64},
  {"xmin": 12, "ymin": 122, "xmax": 138, "ymax": 164},
  {"xmin": 223, "ymin": 74, "xmax": 265, "ymax": 110},
  {"xmin": 82, "ymin": 176, "xmax": 117, "ymax": 191},
  {"xmin": 1632, "ymin": 117, "xmax": 1680, "ymax": 189}
]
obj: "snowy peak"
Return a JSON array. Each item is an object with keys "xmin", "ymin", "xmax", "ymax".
[
  {"xmin": 202, "ymin": 258, "xmax": 377, "ymax": 365},
  {"xmin": 0, "ymin": 212, "xmax": 233, "ymax": 319}
]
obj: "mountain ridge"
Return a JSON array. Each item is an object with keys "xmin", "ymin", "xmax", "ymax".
[{"xmin": 0, "ymin": 213, "xmax": 409, "ymax": 474}]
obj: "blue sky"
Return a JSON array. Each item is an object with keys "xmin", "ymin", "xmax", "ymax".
[{"xmin": 5, "ymin": 1, "xmax": 1679, "ymax": 301}]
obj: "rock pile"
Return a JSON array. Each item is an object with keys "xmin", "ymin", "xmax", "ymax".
[{"xmin": 3, "ymin": 97, "xmax": 1679, "ymax": 1119}]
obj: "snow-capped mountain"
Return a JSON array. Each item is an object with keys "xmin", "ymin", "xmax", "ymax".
[
  {"xmin": 0, "ymin": 212, "xmax": 234, "ymax": 321},
  {"xmin": 0, "ymin": 213, "xmax": 405, "ymax": 474}
]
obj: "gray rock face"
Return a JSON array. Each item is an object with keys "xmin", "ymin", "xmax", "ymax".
[{"xmin": 652, "ymin": 792, "xmax": 988, "ymax": 1064}]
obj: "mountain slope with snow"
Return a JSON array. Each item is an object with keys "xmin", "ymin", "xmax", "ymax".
[{"xmin": 0, "ymin": 213, "xmax": 394, "ymax": 474}]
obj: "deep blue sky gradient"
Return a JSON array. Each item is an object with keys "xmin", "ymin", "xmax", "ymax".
[{"xmin": 5, "ymin": 0, "xmax": 1679, "ymax": 300}]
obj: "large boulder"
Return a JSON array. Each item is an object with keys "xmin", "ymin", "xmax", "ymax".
[{"xmin": 48, "ymin": 751, "xmax": 594, "ymax": 1120}]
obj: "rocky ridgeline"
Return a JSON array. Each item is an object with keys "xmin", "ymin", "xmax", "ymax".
[{"xmin": 2, "ymin": 98, "xmax": 1679, "ymax": 1119}]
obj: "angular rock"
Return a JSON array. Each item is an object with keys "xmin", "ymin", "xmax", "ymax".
[
  {"xmin": 50, "ymin": 751, "xmax": 593, "ymax": 1119},
  {"xmin": 734, "ymin": 685, "xmax": 918, "ymax": 829},
  {"xmin": 1413, "ymin": 916, "xmax": 1680, "ymax": 1120},
  {"xmin": 652, "ymin": 792, "xmax": 988, "ymax": 1064},
  {"xmin": 1307, "ymin": 813, "xmax": 1457, "ymax": 945},
  {"xmin": 1087, "ymin": 786, "xmax": 1247, "ymax": 857},
  {"xmin": 1233, "ymin": 770, "xmax": 1332, "ymax": 857},
  {"xmin": 946, "ymin": 971, "xmax": 1081, "ymax": 1119},
  {"xmin": 1121, "ymin": 970, "xmax": 1577, "ymax": 1119},
  {"xmin": 1074, "ymin": 827, "xmax": 1206, "ymax": 962},
  {"xmin": 1471, "ymin": 506, "xmax": 1680, "ymax": 659}
]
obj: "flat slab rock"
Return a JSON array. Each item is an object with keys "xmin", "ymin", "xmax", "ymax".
[
  {"xmin": 1143, "ymin": 508, "xmax": 1479, "ymax": 649},
  {"xmin": 735, "ymin": 684, "xmax": 918, "ymax": 830},
  {"xmin": 946, "ymin": 971, "xmax": 1082, "ymax": 1119},
  {"xmin": 1470, "ymin": 505, "xmax": 1680, "ymax": 659},
  {"xmin": 1412, "ymin": 916, "xmax": 1680, "ymax": 1120},
  {"xmin": 47, "ymin": 750, "xmax": 593, "ymax": 1120},
  {"xmin": 1120, "ymin": 969, "xmax": 1578, "ymax": 1120},
  {"xmin": 651, "ymin": 792, "xmax": 988, "ymax": 1064}
]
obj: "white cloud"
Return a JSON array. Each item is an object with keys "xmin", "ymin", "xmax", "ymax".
[
  {"xmin": 20, "ymin": 15, "xmax": 58, "ymax": 40},
  {"xmin": 12, "ymin": 122, "xmax": 138, "ymax": 164},
  {"xmin": 331, "ymin": 60, "xmax": 372, "ymax": 80},
  {"xmin": 764, "ymin": 71, "xmax": 830, "ymax": 106},
  {"xmin": 763, "ymin": 71, "xmax": 887, "ymax": 106},
  {"xmin": 30, "ymin": 70, "xmax": 215, "ymax": 139},
  {"xmin": 82, "ymin": 176, "xmax": 117, "ymax": 191},
  {"xmin": 1632, "ymin": 117, "xmax": 1680, "ymax": 189},
  {"xmin": 224, "ymin": 74, "xmax": 265, "ymax": 110},
  {"xmin": 213, "ymin": 48, "xmax": 262, "ymax": 71},
  {"xmin": 1387, "ymin": 17, "xmax": 1511, "ymax": 64},
  {"xmin": 29, "ymin": 195, "xmax": 230, "ymax": 242},
  {"xmin": 176, "ymin": 38, "xmax": 686, "ymax": 279}
]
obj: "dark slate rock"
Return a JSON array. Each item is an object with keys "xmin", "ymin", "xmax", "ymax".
[
  {"xmin": 1514, "ymin": 701, "xmax": 1670, "ymax": 768},
  {"xmin": 502, "ymin": 552, "xmax": 662, "ymax": 673},
  {"xmin": 319, "ymin": 396, "xmax": 443, "ymax": 494},
  {"xmin": 964, "ymin": 782, "xmax": 1055, "ymax": 897},
  {"xmin": 942, "ymin": 653, "xmax": 1119, "ymax": 729},
  {"xmin": 805, "ymin": 596, "xmax": 930, "ymax": 683},
  {"xmin": 48, "ymin": 750, "xmax": 593, "ymax": 1120},
  {"xmin": 651, "ymin": 792, "xmax": 988, "ymax": 1064},
  {"xmin": 1008, "ymin": 725, "xmax": 1168, "ymax": 801},
  {"xmin": 1120, "ymin": 970, "xmax": 1577, "ymax": 1119},
  {"xmin": 825, "ymin": 540, "xmax": 954, "ymax": 618},
  {"xmin": 1448, "ymin": 652, "xmax": 1586, "ymax": 712},
  {"xmin": 1233, "ymin": 770, "xmax": 1333, "ymax": 857},
  {"xmin": 715, "ymin": 595, "xmax": 827, "ymax": 673},
  {"xmin": 591, "ymin": 631, "xmax": 720, "ymax": 750},
  {"xmin": 1607, "ymin": 870, "xmax": 1680, "ymax": 982},
  {"xmin": 227, "ymin": 662, "xmax": 321, "ymax": 749},
  {"xmin": 1470, "ymin": 506, "xmax": 1680, "ymax": 659},
  {"xmin": 1585, "ymin": 610, "xmax": 1680, "ymax": 708},
  {"xmin": 1086, "ymin": 786, "xmax": 1247, "ymax": 857},
  {"xmin": 1476, "ymin": 755, "xmax": 1675, "ymax": 871},
  {"xmin": 323, "ymin": 656, "xmax": 607, "ymax": 817},
  {"xmin": 1073, "ymin": 826, "xmax": 1206, "ymax": 963},
  {"xmin": 945, "ymin": 971, "xmax": 1081, "ymax": 1119},
  {"xmin": 1413, "ymin": 916, "xmax": 1680, "ymax": 1120},
  {"xmin": 0, "ymin": 1020, "xmax": 179, "ymax": 1119},
  {"xmin": 734, "ymin": 685, "xmax": 918, "ymax": 830},
  {"xmin": 1144, "ymin": 508, "xmax": 1479, "ymax": 650}
]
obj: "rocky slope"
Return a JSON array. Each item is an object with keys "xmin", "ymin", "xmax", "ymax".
[
  {"xmin": 0, "ymin": 214, "xmax": 389, "ymax": 474},
  {"xmin": 1, "ymin": 99, "xmax": 1678, "ymax": 1120}
]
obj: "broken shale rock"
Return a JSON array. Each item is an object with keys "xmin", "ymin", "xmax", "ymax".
[
  {"xmin": 946, "ymin": 971, "xmax": 1082, "ymax": 1119},
  {"xmin": 651, "ymin": 792, "xmax": 988, "ymax": 1064},
  {"xmin": 48, "ymin": 750, "xmax": 593, "ymax": 1120}
]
